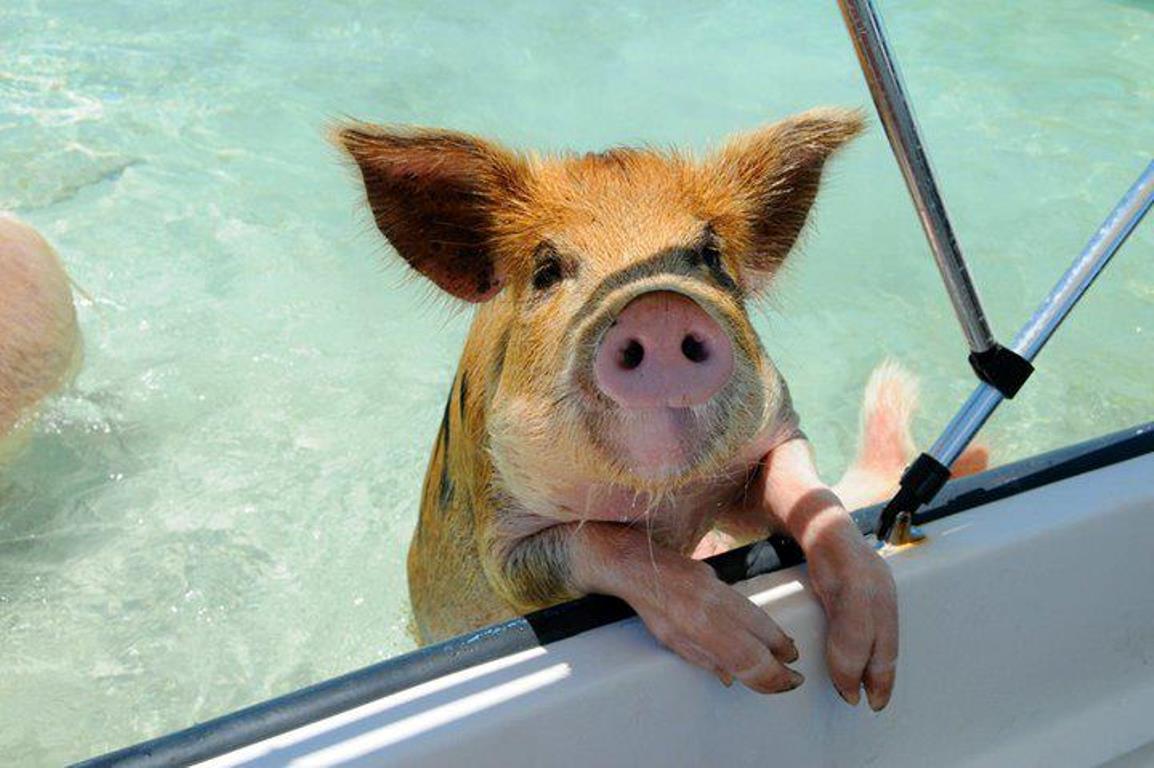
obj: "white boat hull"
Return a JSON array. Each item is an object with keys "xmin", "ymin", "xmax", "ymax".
[{"xmin": 199, "ymin": 449, "xmax": 1154, "ymax": 767}]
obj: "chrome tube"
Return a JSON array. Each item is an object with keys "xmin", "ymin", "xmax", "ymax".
[
  {"xmin": 837, "ymin": 0, "xmax": 996, "ymax": 354},
  {"xmin": 929, "ymin": 161, "xmax": 1154, "ymax": 468},
  {"xmin": 929, "ymin": 385, "xmax": 1002, "ymax": 468},
  {"xmin": 1012, "ymin": 161, "xmax": 1154, "ymax": 363}
]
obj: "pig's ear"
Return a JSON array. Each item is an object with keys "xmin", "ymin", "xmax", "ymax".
[
  {"xmin": 708, "ymin": 108, "xmax": 863, "ymax": 278},
  {"xmin": 333, "ymin": 124, "xmax": 528, "ymax": 302}
]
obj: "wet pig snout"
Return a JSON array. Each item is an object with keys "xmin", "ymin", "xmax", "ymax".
[{"xmin": 593, "ymin": 291, "xmax": 735, "ymax": 408}]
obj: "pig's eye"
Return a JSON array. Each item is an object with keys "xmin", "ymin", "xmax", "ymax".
[
  {"xmin": 700, "ymin": 242, "xmax": 723, "ymax": 271},
  {"xmin": 532, "ymin": 255, "xmax": 565, "ymax": 292}
]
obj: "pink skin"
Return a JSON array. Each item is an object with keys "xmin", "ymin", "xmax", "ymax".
[
  {"xmin": 546, "ymin": 420, "xmax": 785, "ymax": 551},
  {"xmin": 594, "ymin": 291, "xmax": 735, "ymax": 409},
  {"xmin": 591, "ymin": 290, "xmax": 738, "ymax": 478},
  {"xmin": 0, "ymin": 215, "xmax": 80, "ymax": 446},
  {"xmin": 758, "ymin": 439, "xmax": 899, "ymax": 710}
]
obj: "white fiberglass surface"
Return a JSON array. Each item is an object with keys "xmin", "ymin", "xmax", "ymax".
[{"xmin": 205, "ymin": 453, "xmax": 1154, "ymax": 768}]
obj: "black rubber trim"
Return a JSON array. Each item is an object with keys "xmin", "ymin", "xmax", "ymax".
[
  {"xmin": 968, "ymin": 343, "xmax": 1034, "ymax": 398},
  {"xmin": 75, "ymin": 421, "xmax": 1154, "ymax": 768},
  {"xmin": 874, "ymin": 452, "xmax": 952, "ymax": 541}
]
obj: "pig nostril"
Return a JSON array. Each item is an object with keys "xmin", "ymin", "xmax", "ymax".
[
  {"xmin": 619, "ymin": 339, "xmax": 645, "ymax": 371},
  {"xmin": 681, "ymin": 334, "xmax": 709, "ymax": 363}
]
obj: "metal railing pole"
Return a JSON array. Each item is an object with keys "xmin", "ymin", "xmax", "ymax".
[
  {"xmin": 835, "ymin": 0, "xmax": 1153, "ymax": 543},
  {"xmin": 928, "ymin": 162, "xmax": 1154, "ymax": 469},
  {"xmin": 837, "ymin": 0, "xmax": 996, "ymax": 355}
]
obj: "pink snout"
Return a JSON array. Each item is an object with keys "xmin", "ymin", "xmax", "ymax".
[{"xmin": 594, "ymin": 291, "xmax": 735, "ymax": 408}]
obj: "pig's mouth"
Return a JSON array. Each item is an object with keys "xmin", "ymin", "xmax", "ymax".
[{"xmin": 600, "ymin": 402, "xmax": 731, "ymax": 481}]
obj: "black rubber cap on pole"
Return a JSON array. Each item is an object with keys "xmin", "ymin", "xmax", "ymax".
[
  {"xmin": 876, "ymin": 452, "xmax": 952, "ymax": 541},
  {"xmin": 969, "ymin": 342, "xmax": 1034, "ymax": 398}
]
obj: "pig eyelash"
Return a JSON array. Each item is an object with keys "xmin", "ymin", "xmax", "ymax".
[
  {"xmin": 530, "ymin": 243, "xmax": 573, "ymax": 292},
  {"xmin": 700, "ymin": 242, "xmax": 723, "ymax": 271},
  {"xmin": 690, "ymin": 227, "xmax": 725, "ymax": 273},
  {"xmin": 691, "ymin": 230, "xmax": 743, "ymax": 296},
  {"xmin": 532, "ymin": 257, "xmax": 565, "ymax": 291}
]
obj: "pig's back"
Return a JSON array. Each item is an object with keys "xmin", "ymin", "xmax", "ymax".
[
  {"xmin": 407, "ymin": 305, "xmax": 519, "ymax": 643},
  {"xmin": 0, "ymin": 216, "xmax": 80, "ymax": 443}
]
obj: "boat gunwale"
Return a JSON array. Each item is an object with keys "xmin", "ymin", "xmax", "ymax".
[{"xmin": 75, "ymin": 421, "xmax": 1154, "ymax": 768}]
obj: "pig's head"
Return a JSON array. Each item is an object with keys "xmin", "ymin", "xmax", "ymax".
[{"xmin": 335, "ymin": 109, "xmax": 861, "ymax": 501}]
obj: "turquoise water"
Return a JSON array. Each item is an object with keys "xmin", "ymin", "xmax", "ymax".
[{"xmin": 1, "ymin": 0, "xmax": 1151, "ymax": 762}]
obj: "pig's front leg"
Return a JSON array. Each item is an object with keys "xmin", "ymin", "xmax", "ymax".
[
  {"xmin": 755, "ymin": 437, "xmax": 899, "ymax": 711},
  {"xmin": 489, "ymin": 521, "xmax": 803, "ymax": 694}
]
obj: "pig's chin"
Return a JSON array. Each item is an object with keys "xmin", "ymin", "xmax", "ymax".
[{"xmin": 608, "ymin": 405, "xmax": 731, "ymax": 483}]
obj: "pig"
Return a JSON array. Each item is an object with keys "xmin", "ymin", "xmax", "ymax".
[
  {"xmin": 334, "ymin": 109, "xmax": 987, "ymax": 710},
  {"xmin": 0, "ymin": 215, "xmax": 81, "ymax": 461}
]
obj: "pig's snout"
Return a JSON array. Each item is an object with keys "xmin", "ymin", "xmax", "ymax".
[{"xmin": 594, "ymin": 291, "xmax": 734, "ymax": 409}]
